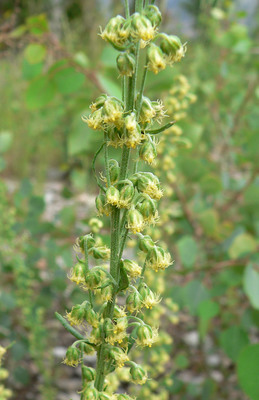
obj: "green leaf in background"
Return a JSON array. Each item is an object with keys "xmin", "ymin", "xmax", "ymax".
[
  {"xmin": 52, "ymin": 67, "xmax": 85, "ymax": 94},
  {"xmin": 26, "ymin": 75, "xmax": 55, "ymax": 109},
  {"xmin": 243, "ymin": 264, "xmax": 259, "ymax": 310},
  {"xmin": 24, "ymin": 44, "xmax": 46, "ymax": 64},
  {"xmin": 176, "ymin": 235, "xmax": 198, "ymax": 268},
  {"xmin": 184, "ymin": 280, "xmax": 210, "ymax": 316},
  {"xmin": 219, "ymin": 326, "xmax": 249, "ymax": 361},
  {"xmin": 228, "ymin": 233, "xmax": 257, "ymax": 259},
  {"xmin": 26, "ymin": 14, "xmax": 48, "ymax": 34},
  {"xmin": 237, "ymin": 344, "xmax": 259, "ymax": 400},
  {"xmin": 198, "ymin": 300, "xmax": 219, "ymax": 338},
  {"xmin": 101, "ymin": 46, "xmax": 118, "ymax": 68},
  {"xmin": 198, "ymin": 209, "xmax": 219, "ymax": 238},
  {"xmin": 200, "ymin": 174, "xmax": 223, "ymax": 195},
  {"xmin": 22, "ymin": 59, "xmax": 43, "ymax": 80},
  {"xmin": 97, "ymin": 73, "xmax": 121, "ymax": 98},
  {"xmin": 174, "ymin": 353, "xmax": 190, "ymax": 370},
  {"xmin": 0, "ymin": 131, "xmax": 13, "ymax": 154},
  {"xmin": 244, "ymin": 185, "xmax": 259, "ymax": 207},
  {"xmin": 73, "ymin": 52, "xmax": 89, "ymax": 68},
  {"xmin": 68, "ymin": 111, "xmax": 100, "ymax": 156}
]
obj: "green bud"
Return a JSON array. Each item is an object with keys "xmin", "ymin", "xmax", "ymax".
[
  {"xmin": 117, "ymin": 394, "xmax": 136, "ymax": 400},
  {"xmin": 96, "ymin": 193, "xmax": 112, "ymax": 216},
  {"xmin": 147, "ymin": 43, "xmax": 166, "ymax": 74},
  {"xmin": 68, "ymin": 262, "xmax": 85, "ymax": 285},
  {"xmin": 139, "ymin": 137, "xmax": 157, "ymax": 165},
  {"xmin": 106, "ymin": 186, "xmax": 120, "ymax": 207},
  {"xmin": 146, "ymin": 245, "xmax": 172, "ymax": 272},
  {"xmin": 102, "ymin": 98, "xmax": 123, "ymax": 126},
  {"xmin": 139, "ymin": 96, "xmax": 156, "ymax": 124},
  {"xmin": 121, "ymin": 259, "xmax": 142, "ymax": 278},
  {"xmin": 66, "ymin": 302, "xmax": 88, "ymax": 325},
  {"xmin": 126, "ymin": 208, "xmax": 145, "ymax": 234},
  {"xmin": 129, "ymin": 364, "xmax": 148, "ymax": 385},
  {"xmin": 81, "ymin": 366, "xmax": 95, "ymax": 382},
  {"xmin": 80, "ymin": 383, "xmax": 99, "ymax": 400},
  {"xmin": 118, "ymin": 182, "xmax": 135, "ymax": 209},
  {"xmin": 64, "ymin": 346, "xmax": 81, "ymax": 367},
  {"xmin": 160, "ymin": 34, "xmax": 186, "ymax": 63},
  {"xmin": 90, "ymin": 246, "xmax": 110, "ymax": 260},
  {"xmin": 137, "ymin": 196, "xmax": 158, "ymax": 224},
  {"xmin": 85, "ymin": 306, "xmax": 99, "ymax": 328},
  {"xmin": 90, "ymin": 94, "xmax": 108, "ymax": 112},
  {"xmin": 126, "ymin": 290, "xmax": 143, "ymax": 313},
  {"xmin": 108, "ymin": 159, "xmax": 120, "ymax": 185},
  {"xmin": 130, "ymin": 13, "xmax": 155, "ymax": 41},
  {"xmin": 117, "ymin": 52, "xmax": 136, "ymax": 77},
  {"xmin": 103, "ymin": 318, "xmax": 114, "ymax": 339},
  {"xmin": 136, "ymin": 324, "xmax": 156, "ymax": 347},
  {"xmin": 82, "ymin": 343, "xmax": 95, "ymax": 355},
  {"xmin": 78, "ymin": 234, "xmax": 95, "ymax": 252},
  {"xmin": 107, "ymin": 346, "xmax": 129, "ymax": 367},
  {"xmin": 144, "ymin": 5, "xmax": 162, "ymax": 27},
  {"xmin": 85, "ymin": 267, "xmax": 104, "ymax": 290},
  {"xmin": 138, "ymin": 234, "xmax": 155, "ymax": 253},
  {"xmin": 99, "ymin": 393, "xmax": 113, "ymax": 400}
]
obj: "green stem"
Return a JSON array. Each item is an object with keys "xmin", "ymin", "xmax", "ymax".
[
  {"xmin": 55, "ymin": 312, "xmax": 89, "ymax": 342},
  {"xmin": 104, "ymin": 132, "xmax": 111, "ymax": 187},
  {"xmin": 136, "ymin": 65, "xmax": 148, "ymax": 119},
  {"xmin": 125, "ymin": 0, "xmax": 130, "ymax": 18}
]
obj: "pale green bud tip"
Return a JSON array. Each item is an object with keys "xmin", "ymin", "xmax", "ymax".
[
  {"xmin": 147, "ymin": 43, "xmax": 166, "ymax": 74},
  {"xmin": 81, "ymin": 366, "xmax": 95, "ymax": 382},
  {"xmin": 160, "ymin": 34, "xmax": 186, "ymax": 64},
  {"xmin": 144, "ymin": 5, "xmax": 162, "ymax": 27},
  {"xmin": 126, "ymin": 208, "xmax": 145, "ymax": 234}
]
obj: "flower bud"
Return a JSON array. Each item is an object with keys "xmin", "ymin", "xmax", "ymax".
[
  {"xmin": 130, "ymin": 13, "xmax": 156, "ymax": 41},
  {"xmin": 81, "ymin": 383, "xmax": 99, "ymax": 400},
  {"xmin": 108, "ymin": 159, "xmax": 120, "ymax": 185},
  {"xmin": 84, "ymin": 267, "xmax": 105, "ymax": 290},
  {"xmin": 117, "ymin": 52, "xmax": 135, "ymax": 77},
  {"xmin": 124, "ymin": 122, "xmax": 142, "ymax": 149},
  {"xmin": 118, "ymin": 182, "xmax": 135, "ymax": 209},
  {"xmin": 136, "ymin": 324, "xmax": 158, "ymax": 347},
  {"xmin": 102, "ymin": 98, "xmax": 124, "ymax": 127},
  {"xmin": 126, "ymin": 208, "xmax": 145, "ymax": 234},
  {"xmin": 108, "ymin": 346, "xmax": 129, "ymax": 368},
  {"xmin": 160, "ymin": 34, "xmax": 186, "ymax": 63},
  {"xmin": 126, "ymin": 290, "xmax": 143, "ymax": 313},
  {"xmin": 144, "ymin": 5, "xmax": 162, "ymax": 27},
  {"xmin": 104, "ymin": 318, "xmax": 114, "ymax": 341},
  {"xmin": 89, "ymin": 218, "xmax": 103, "ymax": 233},
  {"xmin": 100, "ymin": 281, "xmax": 113, "ymax": 302},
  {"xmin": 139, "ymin": 96, "xmax": 156, "ymax": 124},
  {"xmin": 147, "ymin": 43, "xmax": 166, "ymax": 74},
  {"xmin": 107, "ymin": 127, "xmax": 123, "ymax": 148},
  {"xmin": 138, "ymin": 282, "xmax": 161, "ymax": 309},
  {"xmin": 100, "ymin": 15, "xmax": 129, "ymax": 48},
  {"xmin": 85, "ymin": 306, "xmax": 99, "ymax": 328},
  {"xmin": 138, "ymin": 234, "xmax": 155, "ymax": 253},
  {"xmin": 82, "ymin": 108, "xmax": 103, "ymax": 130},
  {"xmin": 82, "ymin": 343, "xmax": 95, "ymax": 355},
  {"xmin": 96, "ymin": 193, "xmax": 112, "ymax": 216},
  {"xmin": 139, "ymin": 136, "xmax": 157, "ymax": 165},
  {"xmin": 66, "ymin": 301, "xmax": 88, "ymax": 325},
  {"xmin": 90, "ymin": 325, "xmax": 103, "ymax": 345},
  {"xmin": 81, "ymin": 366, "xmax": 95, "ymax": 382},
  {"xmin": 76, "ymin": 234, "xmax": 95, "ymax": 253},
  {"xmin": 106, "ymin": 186, "xmax": 120, "ymax": 207},
  {"xmin": 134, "ymin": 172, "xmax": 163, "ymax": 201},
  {"xmin": 68, "ymin": 262, "xmax": 85, "ymax": 285},
  {"xmin": 137, "ymin": 196, "xmax": 158, "ymax": 225},
  {"xmin": 113, "ymin": 305, "xmax": 127, "ymax": 318},
  {"xmin": 63, "ymin": 345, "xmax": 81, "ymax": 367},
  {"xmin": 121, "ymin": 259, "xmax": 142, "ymax": 278},
  {"xmin": 90, "ymin": 245, "xmax": 110, "ymax": 260},
  {"xmin": 90, "ymin": 94, "xmax": 108, "ymax": 112},
  {"xmin": 146, "ymin": 245, "xmax": 172, "ymax": 272},
  {"xmin": 99, "ymin": 393, "xmax": 113, "ymax": 400},
  {"xmin": 129, "ymin": 364, "xmax": 148, "ymax": 385}
]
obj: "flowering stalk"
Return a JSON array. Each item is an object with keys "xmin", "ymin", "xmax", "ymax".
[{"xmin": 57, "ymin": 1, "xmax": 186, "ymax": 398}]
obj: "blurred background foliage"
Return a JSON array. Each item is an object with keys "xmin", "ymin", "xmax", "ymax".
[{"xmin": 0, "ymin": 0, "xmax": 259, "ymax": 399}]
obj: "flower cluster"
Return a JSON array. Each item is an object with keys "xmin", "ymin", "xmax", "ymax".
[{"xmin": 57, "ymin": 1, "xmax": 186, "ymax": 399}]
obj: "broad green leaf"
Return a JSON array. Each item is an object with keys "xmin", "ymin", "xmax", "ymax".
[
  {"xmin": 184, "ymin": 280, "xmax": 210, "ymax": 316},
  {"xmin": 237, "ymin": 344, "xmax": 259, "ymax": 400},
  {"xmin": 198, "ymin": 300, "xmax": 219, "ymax": 337},
  {"xmin": 0, "ymin": 131, "xmax": 13, "ymax": 154},
  {"xmin": 26, "ymin": 14, "xmax": 48, "ymax": 34},
  {"xmin": 101, "ymin": 46, "xmax": 118, "ymax": 68},
  {"xmin": 68, "ymin": 111, "xmax": 100, "ymax": 156},
  {"xmin": 22, "ymin": 59, "xmax": 43, "ymax": 80},
  {"xmin": 219, "ymin": 326, "xmax": 249, "ymax": 361},
  {"xmin": 26, "ymin": 75, "xmax": 55, "ymax": 109},
  {"xmin": 97, "ymin": 73, "xmax": 121, "ymax": 98},
  {"xmin": 228, "ymin": 233, "xmax": 257, "ymax": 259},
  {"xmin": 244, "ymin": 185, "xmax": 259, "ymax": 207},
  {"xmin": 52, "ymin": 67, "xmax": 85, "ymax": 94},
  {"xmin": 176, "ymin": 235, "xmax": 198, "ymax": 268},
  {"xmin": 198, "ymin": 209, "xmax": 219, "ymax": 238},
  {"xmin": 243, "ymin": 264, "xmax": 259, "ymax": 310},
  {"xmin": 24, "ymin": 44, "xmax": 46, "ymax": 64},
  {"xmin": 200, "ymin": 174, "xmax": 222, "ymax": 195}
]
